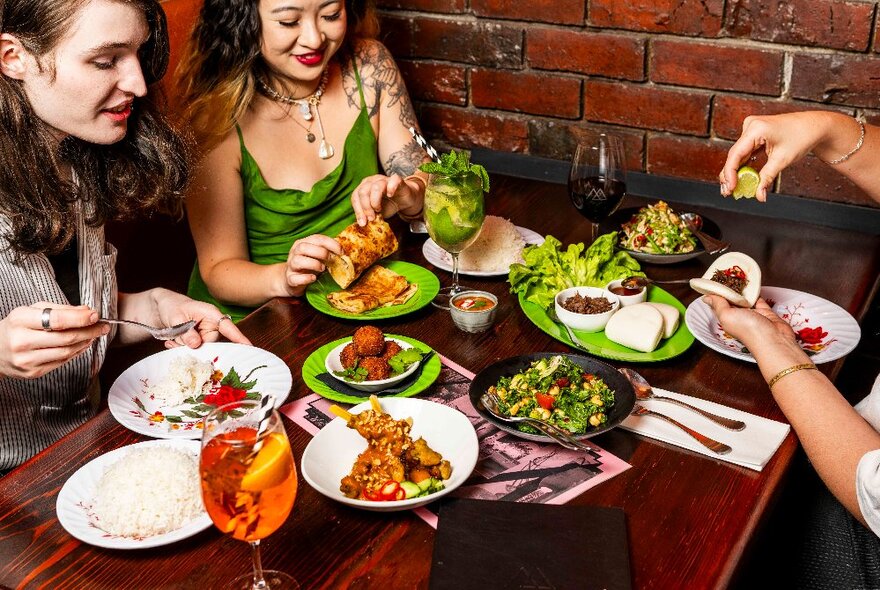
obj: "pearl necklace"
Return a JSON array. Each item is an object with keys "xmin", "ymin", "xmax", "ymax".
[{"xmin": 256, "ymin": 70, "xmax": 335, "ymax": 159}]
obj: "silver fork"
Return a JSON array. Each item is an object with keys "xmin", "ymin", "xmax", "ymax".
[
  {"xmin": 480, "ymin": 393, "xmax": 598, "ymax": 457},
  {"xmin": 631, "ymin": 403, "xmax": 732, "ymax": 455},
  {"xmin": 97, "ymin": 318, "xmax": 196, "ymax": 341}
]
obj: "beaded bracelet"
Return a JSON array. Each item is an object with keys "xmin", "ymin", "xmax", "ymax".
[
  {"xmin": 767, "ymin": 363, "xmax": 818, "ymax": 389},
  {"xmin": 826, "ymin": 118, "xmax": 865, "ymax": 165}
]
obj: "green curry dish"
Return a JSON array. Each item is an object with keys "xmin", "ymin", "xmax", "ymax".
[{"xmin": 487, "ymin": 356, "xmax": 615, "ymax": 435}]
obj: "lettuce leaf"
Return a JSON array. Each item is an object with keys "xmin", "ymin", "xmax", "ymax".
[{"xmin": 508, "ymin": 232, "xmax": 644, "ymax": 310}]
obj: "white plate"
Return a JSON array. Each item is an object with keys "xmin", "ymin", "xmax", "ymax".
[
  {"xmin": 685, "ymin": 286, "xmax": 861, "ymax": 364},
  {"xmin": 301, "ymin": 397, "xmax": 478, "ymax": 511},
  {"xmin": 422, "ymin": 225, "xmax": 544, "ymax": 277},
  {"xmin": 323, "ymin": 337, "xmax": 419, "ymax": 392},
  {"xmin": 109, "ymin": 343, "xmax": 292, "ymax": 439},
  {"xmin": 56, "ymin": 439, "xmax": 212, "ymax": 549}
]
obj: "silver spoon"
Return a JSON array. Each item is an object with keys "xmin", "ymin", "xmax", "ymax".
[
  {"xmin": 621, "ymin": 276, "xmax": 692, "ymax": 289},
  {"xmin": 679, "ymin": 212, "xmax": 730, "ymax": 255},
  {"xmin": 620, "ymin": 368, "xmax": 746, "ymax": 431},
  {"xmin": 97, "ymin": 318, "xmax": 196, "ymax": 341}
]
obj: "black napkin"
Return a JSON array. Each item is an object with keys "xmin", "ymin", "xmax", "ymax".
[
  {"xmin": 430, "ymin": 498, "xmax": 631, "ymax": 590},
  {"xmin": 315, "ymin": 351, "xmax": 436, "ymax": 398}
]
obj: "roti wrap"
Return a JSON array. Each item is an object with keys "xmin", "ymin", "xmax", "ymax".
[
  {"xmin": 326, "ymin": 265, "xmax": 418, "ymax": 314},
  {"xmin": 689, "ymin": 251, "xmax": 761, "ymax": 308},
  {"xmin": 327, "ymin": 218, "xmax": 399, "ymax": 289}
]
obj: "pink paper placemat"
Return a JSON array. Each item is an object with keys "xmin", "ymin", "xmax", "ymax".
[{"xmin": 282, "ymin": 354, "xmax": 631, "ymax": 528}]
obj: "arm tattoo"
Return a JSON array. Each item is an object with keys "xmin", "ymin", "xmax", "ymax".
[
  {"xmin": 383, "ymin": 139, "xmax": 427, "ymax": 177},
  {"xmin": 356, "ymin": 41, "xmax": 418, "ymax": 129}
]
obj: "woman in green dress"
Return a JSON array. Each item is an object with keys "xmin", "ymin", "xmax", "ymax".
[{"xmin": 176, "ymin": 0, "xmax": 428, "ymax": 321}]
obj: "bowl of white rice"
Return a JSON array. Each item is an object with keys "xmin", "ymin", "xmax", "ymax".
[
  {"xmin": 423, "ymin": 216, "xmax": 543, "ymax": 277},
  {"xmin": 56, "ymin": 440, "xmax": 211, "ymax": 549}
]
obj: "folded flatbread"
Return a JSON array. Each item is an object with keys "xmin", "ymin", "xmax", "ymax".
[
  {"xmin": 327, "ymin": 218, "xmax": 398, "ymax": 289},
  {"xmin": 689, "ymin": 251, "xmax": 761, "ymax": 308},
  {"xmin": 326, "ymin": 265, "xmax": 418, "ymax": 314}
]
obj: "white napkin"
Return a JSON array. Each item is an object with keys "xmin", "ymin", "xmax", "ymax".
[{"xmin": 620, "ymin": 388, "xmax": 791, "ymax": 471}]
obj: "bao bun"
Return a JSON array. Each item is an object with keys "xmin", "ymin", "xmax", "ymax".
[{"xmin": 689, "ymin": 252, "xmax": 761, "ymax": 308}]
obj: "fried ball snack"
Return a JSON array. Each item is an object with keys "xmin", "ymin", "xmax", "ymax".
[
  {"xmin": 352, "ymin": 325, "xmax": 385, "ymax": 356},
  {"xmin": 359, "ymin": 356, "xmax": 391, "ymax": 381},
  {"xmin": 339, "ymin": 343, "xmax": 360, "ymax": 369},
  {"xmin": 381, "ymin": 340, "xmax": 403, "ymax": 361}
]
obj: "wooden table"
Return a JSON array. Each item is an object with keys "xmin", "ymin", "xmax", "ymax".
[{"xmin": 2, "ymin": 175, "xmax": 878, "ymax": 590}]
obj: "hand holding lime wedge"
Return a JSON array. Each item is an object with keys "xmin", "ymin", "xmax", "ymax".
[{"xmin": 732, "ymin": 166, "xmax": 760, "ymax": 199}]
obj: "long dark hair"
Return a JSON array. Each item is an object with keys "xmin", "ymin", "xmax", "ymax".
[
  {"xmin": 176, "ymin": 0, "xmax": 378, "ymax": 151},
  {"xmin": 0, "ymin": 0, "xmax": 189, "ymax": 257}
]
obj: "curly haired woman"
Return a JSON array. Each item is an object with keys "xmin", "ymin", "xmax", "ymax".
[{"xmin": 0, "ymin": 0, "xmax": 248, "ymax": 471}]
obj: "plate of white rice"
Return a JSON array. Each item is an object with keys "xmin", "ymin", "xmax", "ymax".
[
  {"xmin": 422, "ymin": 216, "xmax": 544, "ymax": 277},
  {"xmin": 108, "ymin": 342, "xmax": 292, "ymax": 439},
  {"xmin": 56, "ymin": 439, "xmax": 212, "ymax": 549}
]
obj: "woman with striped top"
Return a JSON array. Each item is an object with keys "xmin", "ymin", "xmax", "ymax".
[{"xmin": 0, "ymin": 0, "xmax": 249, "ymax": 471}]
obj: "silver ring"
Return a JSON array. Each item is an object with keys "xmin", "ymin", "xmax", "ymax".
[
  {"xmin": 217, "ymin": 314, "xmax": 232, "ymax": 324},
  {"xmin": 41, "ymin": 307, "xmax": 52, "ymax": 331}
]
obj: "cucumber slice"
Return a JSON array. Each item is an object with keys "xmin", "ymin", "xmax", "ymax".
[
  {"xmin": 400, "ymin": 481, "xmax": 421, "ymax": 499},
  {"xmin": 416, "ymin": 477, "xmax": 434, "ymax": 492}
]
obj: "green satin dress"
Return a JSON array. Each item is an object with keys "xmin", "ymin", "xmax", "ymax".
[{"xmin": 188, "ymin": 65, "xmax": 378, "ymax": 322}]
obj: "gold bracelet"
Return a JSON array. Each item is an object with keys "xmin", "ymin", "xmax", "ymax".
[
  {"xmin": 825, "ymin": 117, "xmax": 865, "ymax": 165},
  {"xmin": 767, "ymin": 363, "xmax": 818, "ymax": 389}
]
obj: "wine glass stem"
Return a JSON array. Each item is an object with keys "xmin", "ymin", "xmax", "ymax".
[
  {"xmin": 590, "ymin": 222, "xmax": 599, "ymax": 245},
  {"xmin": 450, "ymin": 252, "xmax": 461, "ymax": 294},
  {"xmin": 250, "ymin": 540, "xmax": 268, "ymax": 590}
]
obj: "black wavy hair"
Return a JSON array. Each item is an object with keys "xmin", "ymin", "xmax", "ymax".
[{"xmin": 176, "ymin": 0, "xmax": 377, "ymax": 150}]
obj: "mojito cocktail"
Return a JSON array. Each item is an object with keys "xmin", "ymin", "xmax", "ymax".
[{"xmin": 424, "ymin": 170, "xmax": 485, "ymax": 308}]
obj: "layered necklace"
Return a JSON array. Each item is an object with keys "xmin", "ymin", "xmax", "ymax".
[{"xmin": 257, "ymin": 69, "xmax": 335, "ymax": 160}]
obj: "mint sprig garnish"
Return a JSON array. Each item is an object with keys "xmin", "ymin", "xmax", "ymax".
[{"xmin": 420, "ymin": 149, "xmax": 490, "ymax": 193}]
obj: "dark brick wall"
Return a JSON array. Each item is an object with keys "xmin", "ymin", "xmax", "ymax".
[{"xmin": 379, "ymin": 0, "xmax": 880, "ymax": 208}]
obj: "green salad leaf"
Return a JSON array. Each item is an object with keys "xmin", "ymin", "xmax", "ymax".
[
  {"xmin": 508, "ymin": 232, "xmax": 644, "ymax": 310},
  {"xmin": 419, "ymin": 150, "xmax": 490, "ymax": 193}
]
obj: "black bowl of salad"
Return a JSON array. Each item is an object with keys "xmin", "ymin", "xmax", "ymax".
[
  {"xmin": 469, "ymin": 353, "xmax": 636, "ymax": 442},
  {"xmin": 606, "ymin": 202, "xmax": 723, "ymax": 264}
]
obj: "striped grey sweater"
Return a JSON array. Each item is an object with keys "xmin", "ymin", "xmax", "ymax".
[{"xmin": 0, "ymin": 205, "xmax": 117, "ymax": 470}]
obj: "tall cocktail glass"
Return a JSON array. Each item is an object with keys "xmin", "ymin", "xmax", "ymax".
[
  {"xmin": 423, "ymin": 170, "xmax": 485, "ymax": 309},
  {"xmin": 200, "ymin": 400, "xmax": 298, "ymax": 590}
]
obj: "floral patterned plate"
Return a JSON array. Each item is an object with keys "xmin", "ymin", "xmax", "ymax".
[
  {"xmin": 685, "ymin": 286, "xmax": 861, "ymax": 364},
  {"xmin": 108, "ymin": 343, "xmax": 292, "ymax": 439},
  {"xmin": 56, "ymin": 439, "xmax": 212, "ymax": 549}
]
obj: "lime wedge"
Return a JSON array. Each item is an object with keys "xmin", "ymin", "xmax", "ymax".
[{"xmin": 732, "ymin": 166, "xmax": 760, "ymax": 200}]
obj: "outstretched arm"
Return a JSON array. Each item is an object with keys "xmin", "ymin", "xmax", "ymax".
[
  {"xmin": 704, "ymin": 294, "xmax": 880, "ymax": 527},
  {"xmin": 720, "ymin": 111, "xmax": 880, "ymax": 202}
]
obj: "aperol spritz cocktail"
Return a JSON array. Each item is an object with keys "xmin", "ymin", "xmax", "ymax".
[{"xmin": 201, "ymin": 400, "xmax": 298, "ymax": 589}]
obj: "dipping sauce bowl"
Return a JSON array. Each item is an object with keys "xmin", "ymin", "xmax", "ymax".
[{"xmin": 450, "ymin": 291, "xmax": 498, "ymax": 333}]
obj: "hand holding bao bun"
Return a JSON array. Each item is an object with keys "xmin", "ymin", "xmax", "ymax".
[{"xmin": 689, "ymin": 252, "xmax": 761, "ymax": 308}]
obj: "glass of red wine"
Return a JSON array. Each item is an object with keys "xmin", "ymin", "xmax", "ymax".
[{"xmin": 568, "ymin": 132, "xmax": 627, "ymax": 244}]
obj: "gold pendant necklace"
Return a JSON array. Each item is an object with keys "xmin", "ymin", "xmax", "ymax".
[{"xmin": 256, "ymin": 70, "xmax": 335, "ymax": 159}]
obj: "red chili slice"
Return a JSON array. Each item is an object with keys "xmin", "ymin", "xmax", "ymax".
[{"xmin": 379, "ymin": 481, "xmax": 401, "ymax": 501}]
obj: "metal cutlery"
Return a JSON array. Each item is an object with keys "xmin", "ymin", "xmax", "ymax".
[
  {"xmin": 546, "ymin": 306, "xmax": 589, "ymax": 350},
  {"xmin": 680, "ymin": 212, "xmax": 730, "ymax": 255},
  {"xmin": 620, "ymin": 368, "xmax": 746, "ymax": 431},
  {"xmin": 480, "ymin": 393, "xmax": 599, "ymax": 457},
  {"xmin": 631, "ymin": 404, "xmax": 732, "ymax": 455},
  {"xmin": 97, "ymin": 318, "xmax": 196, "ymax": 341}
]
